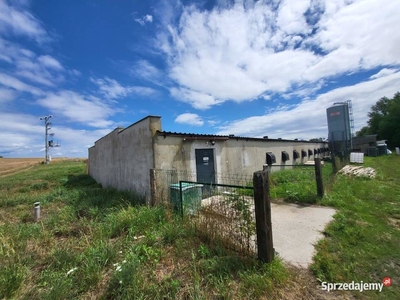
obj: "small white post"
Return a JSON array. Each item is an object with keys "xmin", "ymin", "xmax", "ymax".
[{"xmin": 34, "ymin": 202, "xmax": 40, "ymax": 221}]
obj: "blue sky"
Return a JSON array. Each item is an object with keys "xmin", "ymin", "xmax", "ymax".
[{"xmin": 1, "ymin": 0, "xmax": 399, "ymax": 158}]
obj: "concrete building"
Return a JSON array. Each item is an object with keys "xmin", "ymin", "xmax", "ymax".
[{"xmin": 88, "ymin": 116, "xmax": 328, "ymax": 203}]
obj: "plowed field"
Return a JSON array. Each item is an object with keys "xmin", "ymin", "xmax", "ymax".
[{"xmin": 0, "ymin": 158, "xmax": 71, "ymax": 177}]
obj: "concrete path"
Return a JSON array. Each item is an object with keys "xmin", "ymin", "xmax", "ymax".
[{"xmin": 271, "ymin": 202, "xmax": 336, "ymax": 268}]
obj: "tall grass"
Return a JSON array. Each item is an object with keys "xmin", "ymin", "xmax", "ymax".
[
  {"xmin": 0, "ymin": 160, "xmax": 290, "ymax": 299},
  {"xmin": 2, "ymin": 157, "xmax": 399, "ymax": 299},
  {"xmin": 238, "ymin": 163, "xmax": 334, "ymax": 204},
  {"xmin": 312, "ymin": 155, "xmax": 400, "ymax": 299}
]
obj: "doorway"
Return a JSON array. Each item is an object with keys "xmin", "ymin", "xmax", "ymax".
[{"xmin": 195, "ymin": 149, "xmax": 215, "ymax": 184}]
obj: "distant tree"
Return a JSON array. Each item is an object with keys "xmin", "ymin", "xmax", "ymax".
[
  {"xmin": 357, "ymin": 92, "xmax": 400, "ymax": 148},
  {"xmin": 356, "ymin": 126, "xmax": 369, "ymax": 137},
  {"xmin": 309, "ymin": 138, "xmax": 325, "ymax": 142}
]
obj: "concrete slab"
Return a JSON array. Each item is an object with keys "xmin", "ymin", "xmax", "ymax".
[
  {"xmin": 271, "ymin": 202, "xmax": 336, "ymax": 268},
  {"xmin": 200, "ymin": 195, "xmax": 336, "ymax": 268}
]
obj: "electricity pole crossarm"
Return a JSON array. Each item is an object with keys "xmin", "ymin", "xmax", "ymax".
[{"xmin": 39, "ymin": 115, "xmax": 60, "ymax": 164}]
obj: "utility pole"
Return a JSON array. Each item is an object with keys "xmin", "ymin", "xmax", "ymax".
[{"xmin": 39, "ymin": 115, "xmax": 60, "ymax": 164}]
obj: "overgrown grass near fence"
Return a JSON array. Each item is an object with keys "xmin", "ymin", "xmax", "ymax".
[
  {"xmin": 312, "ymin": 155, "xmax": 400, "ymax": 299},
  {"xmin": 0, "ymin": 160, "xmax": 292, "ymax": 299},
  {"xmin": 186, "ymin": 182, "xmax": 257, "ymax": 255},
  {"xmin": 237, "ymin": 163, "xmax": 334, "ymax": 204},
  {"xmin": 270, "ymin": 163, "xmax": 333, "ymax": 203},
  {"xmin": 3, "ymin": 157, "xmax": 398, "ymax": 299}
]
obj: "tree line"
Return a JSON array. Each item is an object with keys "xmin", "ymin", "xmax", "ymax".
[{"xmin": 356, "ymin": 92, "xmax": 400, "ymax": 149}]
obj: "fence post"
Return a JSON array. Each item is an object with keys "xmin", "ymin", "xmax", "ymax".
[
  {"xmin": 253, "ymin": 168, "xmax": 274, "ymax": 263},
  {"xmin": 314, "ymin": 158, "xmax": 324, "ymax": 198},
  {"xmin": 179, "ymin": 181, "xmax": 184, "ymax": 218},
  {"xmin": 331, "ymin": 152, "xmax": 337, "ymax": 174}
]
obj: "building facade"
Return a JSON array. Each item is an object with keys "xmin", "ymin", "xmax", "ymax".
[{"xmin": 88, "ymin": 116, "xmax": 328, "ymax": 203}]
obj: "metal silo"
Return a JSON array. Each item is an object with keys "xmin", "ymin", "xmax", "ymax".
[{"xmin": 326, "ymin": 102, "xmax": 351, "ymax": 155}]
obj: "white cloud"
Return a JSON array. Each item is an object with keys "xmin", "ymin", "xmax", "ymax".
[
  {"xmin": 216, "ymin": 72, "xmax": 400, "ymax": 139},
  {"xmin": 129, "ymin": 86, "xmax": 157, "ymax": 96},
  {"xmin": 369, "ymin": 68, "xmax": 398, "ymax": 80},
  {"xmin": 0, "ymin": 112, "xmax": 112, "ymax": 158},
  {"xmin": 207, "ymin": 119, "xmax": 220, "ymax": 126},
  {"xmin": 0, "ymin": 0, "xmax": 49, "ymax": 43},
  {"xmin": 134, "ymin": 14, "xmax": 153, "ymax": 26},
  {"xmin": 47, "ymin": 126, "xmax": 113, "ymax": 158},
  {"xmin": 131, "ymin": 60, "xmax": 165, "ymax": 85},
  {"xmin": 170, "ymin": 87, "xmax": 223, "ymax": 110},
  {"xmin": 91, "ymin": 76, "xmax": 157, "ymax": 99},
  {"xmin": 0, "ymin": 112, "xmax": 45, "ymax": 156},
  {"xmin": 69, "ymin": 69, "xmax": 81, "ymax": 77},
  {"xmin": 37, "ymin": 90, "xmax": 115, "ymax": 128},
  {"xmin": 175, "ymin": 113, "xmax": 204, "ymax": 126},
  {"xmin": 15, "ymin": 55, "xmax": 65, "ymax": 86},
  {"xmin": 37, "ymin": 55, "xmax": 64, "ymax": 70},
  {"xmin": 0, "ymin": 39, "xmax": 66, "ymax": 86},
  {"xmin": 0, "ymin": 87, "xmax": 17, "ymax": 103},
  {"xmin": 0, "ymin": 72, "xmax": 44, "ymax": 95},
  {"xmin": 276, "ymin": 0, "xmax": 312, "ymax": 36},
  {"xmin": 0, "ymin": 37, "xmax": 35, "ymax": 64},
  {"xmin": 91, "ymin": 77, "xmax": 127, "ymax": 100},
  {"xmin": 156, "ymin": 0, "xmax": 400, "ymax": 109}
]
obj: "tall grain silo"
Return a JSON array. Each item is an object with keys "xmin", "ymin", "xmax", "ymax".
[{"xmin": 326, "ymin": 101, "xmax": 352, "ymax": 155}]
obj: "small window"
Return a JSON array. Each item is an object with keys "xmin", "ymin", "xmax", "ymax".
[
  {"xmin": 301, "ymin": 149, "xmax": 307, "ymax": 158},
  {"xmin": 293, "ymin": 150, "xmax": 300, "ymax": 159},
  {"xmin": 308, "ymin": 149, "xmax": 313, "ymax": 156},
  {"xmin": 314, "ymin": 149, "xmax": 318, "ymax": 155},
  {"xmin": 282, "ymin": 151, "xmax": 290, "ymax": 162},
  {"xmin": 318, "ymin": 148, "xmax": 321, "ymax": 154},
  {"xmin": 266, "ymin": 152, "xmax": 276, "ymax": 165}
]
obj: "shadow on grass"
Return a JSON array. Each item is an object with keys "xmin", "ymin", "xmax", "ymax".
[{"xmin": 63, "ymin": 174, "xmax": 146, "ymax": 218}]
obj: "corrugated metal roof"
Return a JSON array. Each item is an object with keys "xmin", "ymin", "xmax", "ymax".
[
  {"xmin": 157, "ymin": 131, "xmax": 229, "ymax": 138},
  {"xmin": 156, "ymin": 131, "xmax": 325, "ymax": 143}
]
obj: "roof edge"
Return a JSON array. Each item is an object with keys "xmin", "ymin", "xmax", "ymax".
[
  {"xmin": 156, "ymin": 131, "xmax": 328, "ymax": 143},
  {"xmin": 119, "ymin": 115, "xmax": 161, "ymax": 134}
]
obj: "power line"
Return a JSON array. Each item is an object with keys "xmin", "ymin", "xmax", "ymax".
[{"xmin": 39, "ymin": 115, "xmax": 60, "ymax": 164}]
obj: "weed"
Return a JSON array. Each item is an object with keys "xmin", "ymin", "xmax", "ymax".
[
  {"xmin": 2, "ymin": 157, "xmax": 400, "ymax": 299},
  {"xmin": 0, "ymin": 264, "xmax": 26, "ymax": 299},
  {"xmin": 198, "ymin": 244, "xmax": 211, "ymax": 259}
]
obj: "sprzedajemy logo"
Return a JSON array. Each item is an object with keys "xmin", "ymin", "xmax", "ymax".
[{"xmin": 321, "ymin": 277, "xmax": 392, "ymax": 293}]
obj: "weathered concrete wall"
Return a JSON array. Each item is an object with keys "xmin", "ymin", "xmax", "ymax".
[
  {"xmin": 154, "ymin": 135, "xmax": 328, "ymax": 177},
  {"xmin": 90, "ymin": 119, "xmax": 327, "ymax": 203},
  {"xmin": 221, "ymin": 139, "xmax": 327, "ymax": 175},
  {"xmin": 88, "ymin": 127, "xmax": 122, "ymax": 189},
  {"xmin": 88, "ymin": 116, "xmax": 161, "ymax": 201}
]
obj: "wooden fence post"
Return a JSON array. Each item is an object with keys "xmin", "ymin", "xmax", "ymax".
[
  {"xmin": 314, "ymin": 158, "xmax": 324, "ymax": 198},
  {"xmin": 253, "ymin": 168, "xmax": 274, "ymax": 263}
]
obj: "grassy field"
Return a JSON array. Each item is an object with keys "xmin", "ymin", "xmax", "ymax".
[
  {"xmin": 313, "ymin": 155, "xmax": 400, "ymax": 299},
  {"xmin": 0, "ymin": 157, "xmax": 73, "ymax": 177},
  {"xmin": 269, "ymin": 163, "xmax": 333, "ymax": 203},
  {"xmin": 0, "ymin": 157, "xmax": 399, "ymax": 299}
]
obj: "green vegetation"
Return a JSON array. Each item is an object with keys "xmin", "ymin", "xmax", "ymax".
[
  {"xmin": 0, "ymin": 161, "xmax": 289, "ymax": 299},
  {"xmin": 1, "ymin": 157, "xmax": 399, "ymax": 299},
  {"xmin": 269, "ymin": 163, "xmax": 333, "ymax": 203},
  {"xmin": 357, "ymin": 92, "xmax": 400, "ymax": 149},
  {"xmin": 312, "ymin": 155, "xmax": 400, "ymax": 299},
  {"xmin": 238, "ymin": 163, "xmax": 333, "ymax": 204}
]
